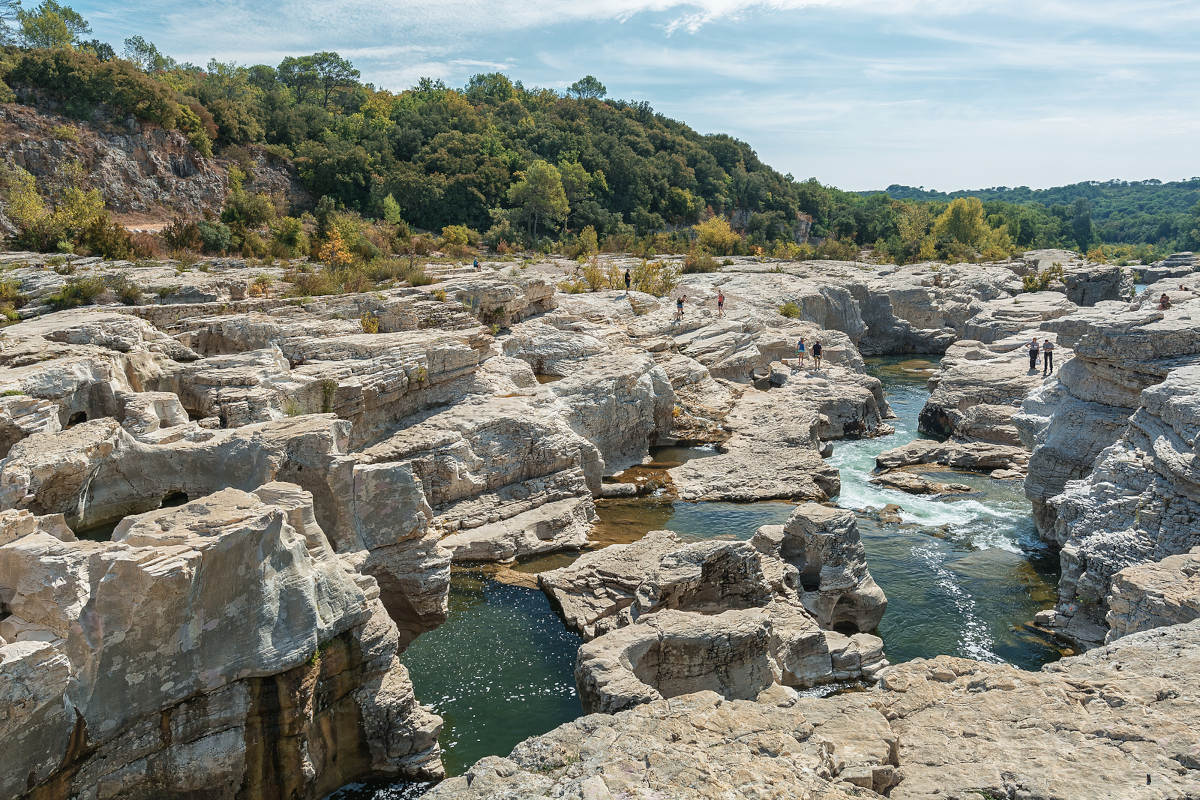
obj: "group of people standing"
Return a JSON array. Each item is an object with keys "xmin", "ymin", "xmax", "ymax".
[{"xmin": 1028, "ymin": 337, "xmax": 1056, "ymax": 376}]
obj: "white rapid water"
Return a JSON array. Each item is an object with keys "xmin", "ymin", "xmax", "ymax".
[{"xmin": 828, "ymin": 357, "xmax": 1059, "ymax": 667}]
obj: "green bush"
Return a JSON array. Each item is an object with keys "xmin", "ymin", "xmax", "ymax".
[
  {"xmin": 162, "ymin": 218, "xmax": 202, "ymax": 252},
  {"xmin": 197, "ymin": 219, "xmax": 232, "ymax": 253},
  {"xmin": 7, "ymin": 47, "xmax": 178, "ymax": 127},
  {"xmin": 105, "ymin": 273, "xmax": 142, "ymax": 305},
  {"xmin": 779, "ymin": 300, "xmax": 802, "ymax": 319},
  {"xmin": 46, "ymin": 276, "xmax": 105, "ymax": 310},
  {"xmin": 683, "ymin": 247, "xmax": 718, "ymax": 273}
]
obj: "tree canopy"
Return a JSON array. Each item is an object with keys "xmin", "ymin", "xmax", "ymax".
[{"xmin": 0, "ymin": 3, "xmax": 1196, "ymax": 263}]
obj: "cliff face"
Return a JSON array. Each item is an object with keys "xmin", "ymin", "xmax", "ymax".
[
  {"xmin": 0, "ymin": 485, "xmax": 442, "ymax": 800},
  {"xmin": 1017, "ymin": 284, "xmax": 1200, "ymax": 645},
  {"xmin": 0, "ymin": 104, "xmax": 306, "ymax": 227}
]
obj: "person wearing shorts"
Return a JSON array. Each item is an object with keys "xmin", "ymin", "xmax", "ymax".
[
  {"xmin": 797, "ymin": 337, "xmax": 806, "ymax": 369},
  {"xmin": 812, "ymin": 340, "xmax": 823, "ymax": 369},
  {"xmin": 717, "ymin": 290, "xmax": 725, "ymax": 317}
]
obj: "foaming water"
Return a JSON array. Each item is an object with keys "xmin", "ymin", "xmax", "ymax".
[{"xmin": 829, "ymin": 357, "xmax": 1060, "ymax": 667}]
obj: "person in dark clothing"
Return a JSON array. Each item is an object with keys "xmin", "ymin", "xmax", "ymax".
[
  {"xmin": 1027, "ymin": 337, "xmax": 1040, "ymax": 372},
  {"xmin": 1042, "ymin": 338, "xmax": 1055, "ymax": 375},
  {"xmin": 624, "ymin": 269, "xmax": 631, "ymax": 291},
  {"xmin": 717, "ymin": 290, "xmax": 725, "ymax": 317},
  {"xmin": 812, "ymin": 340, "xmax": 823, "ymax": 369},
  {"xmin": 675, "ymin": 295, "xmax": 686, "ymax": 321}
]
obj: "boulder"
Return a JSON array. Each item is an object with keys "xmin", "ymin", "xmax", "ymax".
[
  {"xmin": 750, "ymin": 503, "xmax": 887, "ymax": 632},
  {"xmin": 575, "ymin": 603, "xmax": 886, "ymax": 713},
  {"xmin": 868, "ymin": 470, "xmax": 973, "ymax": 495},
  {"xmin": 539, "ymin": 529, "xmax": 887, "ymax": 713},
  {"xmin": 875, "ymin": 438, "xmax": 1029, "ymax": 473}
]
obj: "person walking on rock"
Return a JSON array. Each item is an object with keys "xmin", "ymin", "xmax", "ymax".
[
  {"xmin": 1027, "ymin": 337, "xmax": 1040, "ymax": 372},
  {"xmin": 1042, "ymin": 338, "xmax": 1055, "ymax": 376},
  {"xmin": 624, "ymin": 268, "xmax": 631, "ymax": 292},
  {"xmin": 812, "ymin": 340, "xmax": 823, "ymax": 370},
  {"xmin": 796, "ymin": 337, "xmax": 806, "ymax": 369},
  {"xmin": 675, "ymin": 294, "xmax": 686, "ymax": 321},
  {"xmin": 717, "ymin": 290, "xmax": 725, "ymax": 317}
]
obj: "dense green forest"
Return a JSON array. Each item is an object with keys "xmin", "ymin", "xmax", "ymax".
[
  {"xmin": 881, "ymin": 180, "xmax": 1200, "ymax": 251},
  {"xmin": 0, "ymin": 0, "xmax": 1197, "ymax": 267}
]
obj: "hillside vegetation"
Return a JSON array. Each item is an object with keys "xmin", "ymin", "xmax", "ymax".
[{"xmin": 0, "ymin": 1, "xmax": 1196, "ymax": 267}]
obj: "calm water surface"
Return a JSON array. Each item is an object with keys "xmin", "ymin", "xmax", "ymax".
[{"xmin": 360, "ymin": 355, "xmax": 1060, "ymax": 797}]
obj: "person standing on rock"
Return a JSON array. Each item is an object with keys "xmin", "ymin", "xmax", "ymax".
[
  {"xmin": 1042, "ymin": 338, "xmax": 1055, "ymax": 376},
  {"xmin": 675, "ymin": 294, "xmax": 686, "ymax": 321},
  {"xmin": 796, "ymin": 337, "xmax": 806, "ymax": 369},
  {"xmin": 1027, "ymin": 337, "xmax": 1040, "ymax": 372},
  {"xmin": 624, "ymin": 269, "xmax": 631, "ymax": 292},
  {"xmin": 812, "ymin": 340, "xmax": 823, "ymax": 370},
  {"xmin": 717, "ymin": 290, "xmax": 725, "ymax": 317}
]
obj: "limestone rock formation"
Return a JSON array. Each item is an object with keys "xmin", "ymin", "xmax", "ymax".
[
  {"xmin": 751, "ymin": 503, "xmax": 888, "ymax": 632},
  {"xmin": 868, "ymin": 469, "xmax": 972, "ymax": 495},
  {"xmin": 1017, "ymin": 295, "xmax": 1200, "ymax": 646},
  {"xmin": 0, "ymin": 484, "xmax": 442, "ymax": 799},
  {"xmin": 1106, "ymin": 548, "xmax": 1200, "ymax": 642},
  {"xmin": 669, "ymin": 365, "xmax": 890, "ymax": 501},
  {"xmin": 540, "ymin": 528, "xmax": 886, "ymax": 713},
  {"xmin": 576, "ymin": 602, "xmax": 885, "ymax": 714},
  {"xmin": 426, "ymin": 619, "xmax": 1200, "ymax": 800},
  {"xmin": 875, "ymin": 438, "xmax": 1029, "ymax": 473},
  {"xmin": 918, "ymin": 332, "xmax": 1067, "ymax": 443}
]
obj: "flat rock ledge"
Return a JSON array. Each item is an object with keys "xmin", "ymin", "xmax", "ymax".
[{"xmin": 427, "ymin": 619, "xmax": 1200, "ymax": 800}]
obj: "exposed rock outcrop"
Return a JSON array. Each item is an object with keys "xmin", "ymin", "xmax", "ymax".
[
  {"xmin": 918, "ymin": 332, "xmax": 1067, "ymax": 444},
  {"xmin": 1106, "ymin": 548, "xmax": 1200, "ymax": 642},
  {"xmin": 540, "ymin": 524, "xmax": 886, "ymax": 714},
  {"xmin": 750, "ymin": 503, "xmax": 887, "ymax": 632},
  {"xmin": 1017, "ymin": 295, "xmax": 1200, "ymax": 646},
  {"xmin": 0, "ymin": 484, "xmax": 441, "ymax": 799},
  {"xmin": 669, "ymin": 364, "xmax": 890, "ymax": 501},
  {"xmin": 0, "ymin": 104, "xmax": 306, "ymax": 221},
  {"xmin": 427, "ymin": 619, "xmax": 1200, "ymax": 800}
]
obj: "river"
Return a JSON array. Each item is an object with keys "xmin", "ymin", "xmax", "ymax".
[{"xmin": 331, "ymin": 355, "xmax": 1061, "ymax": 798}]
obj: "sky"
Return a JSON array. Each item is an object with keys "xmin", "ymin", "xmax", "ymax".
[{"xmin": 73, "ymin": 0, "xmax": 1200, "ymax": 191}]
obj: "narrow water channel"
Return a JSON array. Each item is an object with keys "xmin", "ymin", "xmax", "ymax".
[
  {"xmin": 347, "ymin": 355, "xmax": 1060, "ymax": 797},
  {"xmin": 829, "ymin": 357, "xmax": 1060, "ymax": 667}
]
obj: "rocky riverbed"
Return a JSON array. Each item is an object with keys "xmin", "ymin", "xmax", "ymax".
[{"xmin": 1, "ymin": 248, "xmax": 1197, "ymax": 799}]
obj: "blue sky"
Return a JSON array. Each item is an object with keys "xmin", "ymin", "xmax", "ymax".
[{"xmin": 74, "ymin": 0, "xmax": 1200, "ymax": 190}]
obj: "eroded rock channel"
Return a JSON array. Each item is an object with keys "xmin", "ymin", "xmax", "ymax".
[{"xmin": 1, "ymin": 250, "xmax": 1198, "ymax": 799}]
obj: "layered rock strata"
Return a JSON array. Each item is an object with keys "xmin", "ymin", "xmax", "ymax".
[
  {"xmin": 1105, "ymin": 548, "xmax": 1200, "ymax": 642},
  {"xmin": 1017, "ymin": 293, "xmax": 1200, "ymax": 645},
  {"xmin": 0, "ymin": 483, "xmax": 442, "ymax": 800}
]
